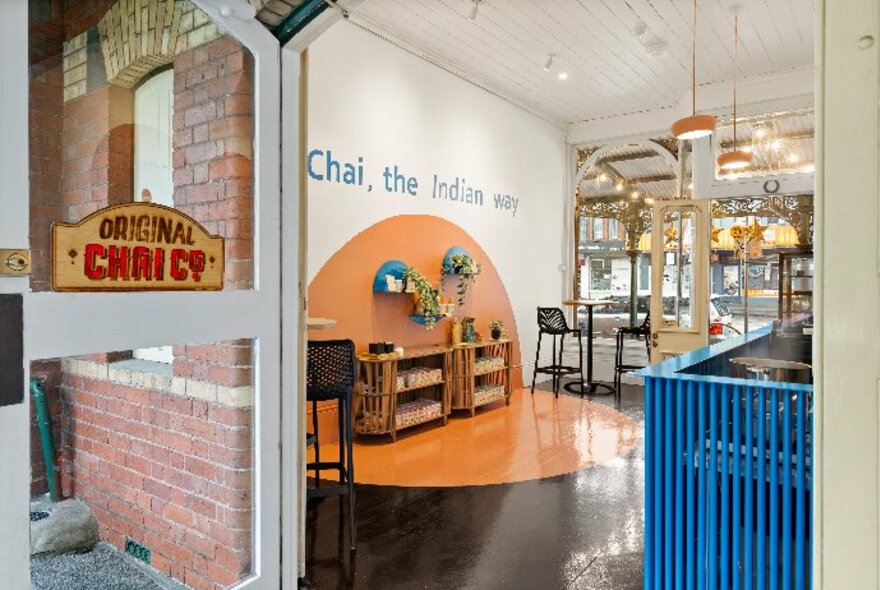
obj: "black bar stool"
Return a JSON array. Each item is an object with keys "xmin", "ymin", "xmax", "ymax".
[
  {"xmin": 530, "ymin": 307, "xmax": 584, "ymax": 397},
  {"xmin": 613, "ymin": 312, "xmax": 651, "ymax": 400},
  {"xmin": 307, "ymin": 339, "xmax": 356, "ymax": 550}
]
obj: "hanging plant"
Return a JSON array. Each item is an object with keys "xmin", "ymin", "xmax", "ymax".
[
  {"xmin": 403, "ymin": 267, "xmax": 441, "ymax": 329},
  {"xmin": 441, "ymin": 253, "xmax": 481, "ymax": 307}
]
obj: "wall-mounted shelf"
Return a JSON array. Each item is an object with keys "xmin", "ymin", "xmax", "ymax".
[
  {"xmin": 373, "ymin": 259, "xmax": 409, "ymax": 293},
  {"xmin": 441, "ymin": 246, "xmax": 482, "ymax": 276},
  {"xmin": 409, "ymin": 315, "xmax": 448, "ymax": 326}
]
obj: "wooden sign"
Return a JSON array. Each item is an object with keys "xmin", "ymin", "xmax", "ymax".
[{"xmin": 52, "ymin": 203, "xmax": 224, "ymax": 291}]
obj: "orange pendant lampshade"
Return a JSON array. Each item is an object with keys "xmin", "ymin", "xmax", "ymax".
[
  {"xmin": 717, "ymin": 5, "xmax": 753, "ymax": 170},
  {"xmin": 718, "ymin": 149, "xmax": 752, "ymax": 170},
  {"xmin": 671, "ymin": 0, "xmax": 716, "ymax": 140}
]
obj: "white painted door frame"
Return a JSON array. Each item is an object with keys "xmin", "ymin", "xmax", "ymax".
[
  {"xmin": 814, "ymin": 0, "xmax": 880, "ymax": 587},
  {"xmin": 648, "ymin": 199, "xmax": 710, "ymax": 362},
  {"xmin": 0, "ymin": 1, "xmax": 283, "ymax": 587},
  {"xmin": 0, "ymin": 3, "xmax": 36, "ymax": 588},
  {"xmin": 279, "ymin": 4, "xmax": 362, "ymax": 583}
]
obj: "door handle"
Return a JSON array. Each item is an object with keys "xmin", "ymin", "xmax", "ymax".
[
  {"xmin": 0, "ymin": 249, "xmax": 30, "ymax": 276},
  {"xmin": 651, "ymin": 332, "xmax": 659, "ymax": 348}
]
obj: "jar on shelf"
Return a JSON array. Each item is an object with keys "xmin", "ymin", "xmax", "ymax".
[{"xmin": 451, "ymin": 319, "xmax": 463, "ymax": 344}]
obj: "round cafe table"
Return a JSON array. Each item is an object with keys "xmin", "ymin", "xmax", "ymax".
[{"xmin": 562, "ymin": 299, "xmax": 615, "ymax": 396}]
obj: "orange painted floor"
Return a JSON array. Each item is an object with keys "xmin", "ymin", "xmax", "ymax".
[{"xmin": 308, "ymin": 388, "xmax": 640, "ymax": 487}]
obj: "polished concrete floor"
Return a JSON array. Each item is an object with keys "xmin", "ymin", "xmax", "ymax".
[{"xmin": 302, "ymin": 379, "xmax": 645, "ymax": 590}]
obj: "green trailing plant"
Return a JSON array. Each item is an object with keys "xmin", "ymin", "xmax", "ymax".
[
  {"xmin": 403, "ymin": 267, "xmax": 441, "ymax": 329},
  {"xmin": 441, "ymin": 253, "xmax": 481, "ymax": 307}
]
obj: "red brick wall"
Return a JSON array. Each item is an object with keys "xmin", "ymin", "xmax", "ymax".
[
  {"xmin": 173, "ymin": 341, "xmax": 253, "ymax": 387},
  {"xmin": 29, "ymin": 0, "xmax": 65, "ymax": 291},
  {"xmin": 173, "ymin": 36, "xmax": 255, "ymax": 290},
  {"xmin": 64, "ymin": 0, "xmax": 118, "ymax": 39},
  {"xmin": 62, "ymin": 85, "xmax": 134, "ymax": 219},
  {"xmin": 29, "ymin": 0, "xmax": 65, "ymax": 494},
  {"xmin": 59, "ymin": 364, "xmax": 254, "ymax": 589}
]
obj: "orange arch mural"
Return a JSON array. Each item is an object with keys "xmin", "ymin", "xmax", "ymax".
[{"xmin": 308, "ymin": 214, "xmax": 523, "ymax": 389}]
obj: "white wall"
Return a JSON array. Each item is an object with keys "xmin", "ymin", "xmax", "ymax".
[{"xmin": 307, "ymin": 22, "xmax": 567, "ymax": 380}]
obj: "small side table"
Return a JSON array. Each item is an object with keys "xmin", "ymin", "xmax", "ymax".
[{"xmin": 561, "ymin": 299, "xmax": 615, "ymax": 396}]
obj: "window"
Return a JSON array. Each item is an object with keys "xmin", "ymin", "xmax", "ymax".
[{"xmin": 132, "ymin": 69, "xmax": 174, "ymax": 363}]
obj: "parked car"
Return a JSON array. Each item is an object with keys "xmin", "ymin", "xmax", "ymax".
[
  {"xmin": 578, "ymin": 294, "xmax": 649, "ymax": 337},
  {"xmin": 707, "ymin": 296, "xmax": 735, "ymax": 338}
]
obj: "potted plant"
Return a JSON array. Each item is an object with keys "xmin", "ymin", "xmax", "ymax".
[
  {"xmin": 441, "ymin": 253, "xmax": 482, "ymax": 306},
  {"xmin": 488, "ymin": 320, "xmax": 504, "ymax": 340},
  {"xmin": 402, "ymin": 267, "xmax": 441, "ymax": 329}
]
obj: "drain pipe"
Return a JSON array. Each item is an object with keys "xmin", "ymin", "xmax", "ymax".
[{"xmin": 31, "ymin": 377, "xmax": 60, "ymax": 502}]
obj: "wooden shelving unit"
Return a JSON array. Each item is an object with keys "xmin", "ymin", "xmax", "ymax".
[
  {"xmin": 778, "ymin": 250, "xmax": 814, "ymax": 320},
  {"xmin": 354, "ymin": 345, "xmax": 452, "ymax": 441},
  {"xmin": 451, "ymin": 339, "xmax": 512, "ymax": 416}
]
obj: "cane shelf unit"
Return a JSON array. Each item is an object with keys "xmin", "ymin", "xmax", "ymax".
[
  {"xmin": 451, "ymin": 339, "xmax": 512, "ymax": 416},
  {"xmin": 354, "ymin": 345, "xmax": 452, "ymax": 441}
]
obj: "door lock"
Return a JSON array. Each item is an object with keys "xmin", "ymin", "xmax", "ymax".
[
  {"xmin": 651, "ymin": 332, "xmax": 659, "ymax": 348},
  {"xmin": 0, "ymin": 249, "xmax": 30, "ymax": 276}
]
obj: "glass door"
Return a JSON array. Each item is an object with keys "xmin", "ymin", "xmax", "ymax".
[
  {"xmin": 649, "ymin": 199, "xmax": 711, "ymax": 362},
  {"xmin": 2, "ymin": 1, "xmax": 283, "ymax": 587}
]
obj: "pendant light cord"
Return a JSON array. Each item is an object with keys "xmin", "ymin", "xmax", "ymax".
[
  {"xmin": 691, "ymin": 0, "xmax": 697, "ymax": 116},
  {"xmin": 733, "ymin": 11, "xmax": 739, "ymax": 148}
]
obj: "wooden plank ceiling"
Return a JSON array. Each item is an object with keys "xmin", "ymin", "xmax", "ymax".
[{"xmin": 350, "ymin": 0, "xmax": 815, "ymax": 126}]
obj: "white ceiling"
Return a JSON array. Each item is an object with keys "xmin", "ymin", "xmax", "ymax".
[{"xmin": 350, "ymin": 0, "xmax": 815, "ymax": 126}]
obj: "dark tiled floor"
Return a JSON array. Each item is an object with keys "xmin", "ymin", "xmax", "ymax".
[{"xmin": 302, "ymin": 380, "xmax": 645, "ymax": 590}]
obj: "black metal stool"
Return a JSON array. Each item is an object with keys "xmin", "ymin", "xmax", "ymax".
[
  {"xmin": 613, "ymin": 312, "xmax": 651, "ymax": 399},
  {"xmin": 307, "ymin": 339, "xmax": 356, "ymax": 550},
  {"xmin": 530, "ymin": 307, "xmax": 584, "ymax": 397}
]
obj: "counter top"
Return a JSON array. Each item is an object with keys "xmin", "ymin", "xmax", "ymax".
[
  {"xmin": 357, "ymin": 344, "xmax": 452, "ymax": 362},
  {"xmin": 637, "ymin": 325, "xmax": 813, "ymax": 392}
]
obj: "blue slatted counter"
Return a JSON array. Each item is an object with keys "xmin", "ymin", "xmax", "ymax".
[{"xmin": 638, "ymin": 326, "xmax": 813, "ymax": 590}]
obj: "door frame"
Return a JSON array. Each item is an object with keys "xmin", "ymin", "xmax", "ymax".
[
  {"xmin": 649, "ymin": 198, "xmax": 710, "ymax": 363},
  {"xmin": 814, "ymin": 0, "xmax": 880, "ymax": 586},
  {"xmin": 0, "ymin": 1, "xmax": 283, "ymax": 587},
  {"xmin": 279, "ymin": 6, "xmax": 352, "ymax": 581}
]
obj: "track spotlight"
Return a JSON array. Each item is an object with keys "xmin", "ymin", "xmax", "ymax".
[{"xmin": 469, "ymin": 0, "xmax": 482, "ymax": 21}]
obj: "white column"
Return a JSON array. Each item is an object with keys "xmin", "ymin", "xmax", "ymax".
[{"xmin": 815, "ymin": 0, "xmax": 880, "ymax": 586}]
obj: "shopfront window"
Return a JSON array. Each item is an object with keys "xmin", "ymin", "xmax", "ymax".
[{"xmin": 710, "ymin": 196, "xmax": 814, "ymax": 334}]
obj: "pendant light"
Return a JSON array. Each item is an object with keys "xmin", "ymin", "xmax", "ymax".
[
  {"xmin": 717, "ymin": 5, "xmax": 753, "ymax": 170},
  {"xmin": 670, "ymin": 0, "xmax": 716, "ymax": 140}
]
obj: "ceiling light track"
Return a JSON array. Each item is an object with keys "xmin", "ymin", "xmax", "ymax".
[{"xmin": 468, "ymin": 0, "xmax": 483, "ymax": 22}]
